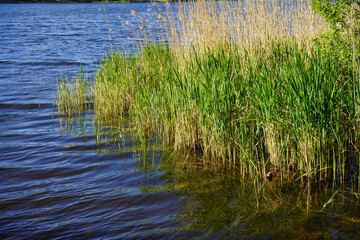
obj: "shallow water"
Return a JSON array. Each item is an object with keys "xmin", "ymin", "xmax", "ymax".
[{"xmin": 1, "ymin": 2, "xmax": 360, "ymax": 239}]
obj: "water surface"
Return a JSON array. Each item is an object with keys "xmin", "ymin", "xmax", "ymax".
[{"xmin": 1, "ymin": 3, "xmax": 360, "ymax": 239}]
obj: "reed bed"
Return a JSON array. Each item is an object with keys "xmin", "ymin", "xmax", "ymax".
[
  {"xmin": 58, "ymin": 0, "xmax": 360, "ymax": 187},
  {"xmin": 164, "ymin": 1, "xmax": 328, "ymax": 53},
  {"xmin": 57, "ymin": 69, "xmax": 92, "ymax": 118}
]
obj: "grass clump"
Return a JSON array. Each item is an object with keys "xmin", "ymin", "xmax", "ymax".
[
  {"xmin": 57, "ymin": 69, "xmax": 92, "ymax": 117},
  {"xmin": 57, "ymin": 0, "xmax": 360, "ymax": 188},
  {"xmin": 129, "ymin": 41, "xmax": 356, "ymax": 181}
]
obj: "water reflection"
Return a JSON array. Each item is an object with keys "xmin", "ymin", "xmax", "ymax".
[
  {"xmin": 132, "ymin": 149, "xmax": 360, "ymax": 239},
  {"xmin": 56, "ymin": 90, "xmax": 360, "ymax": 239}
]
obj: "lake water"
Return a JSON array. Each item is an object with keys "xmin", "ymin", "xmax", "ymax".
[{"xmin": 1, "ymin": 2, "xmax": 360, "ymax": 239}]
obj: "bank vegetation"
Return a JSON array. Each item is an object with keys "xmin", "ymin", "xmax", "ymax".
[{"xmin": 58, "ymin": 0, "xmax": 360, "ymax": 191}]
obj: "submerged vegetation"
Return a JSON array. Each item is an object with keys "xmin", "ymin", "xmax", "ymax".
[{"xmin": 58, "ymin": 0, "xmax": 360, "ymax": 194}]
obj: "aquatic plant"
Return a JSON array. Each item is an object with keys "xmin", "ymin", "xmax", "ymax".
[
  {"xmin": 57, "ymin": 0, "xmax": 360, "ymax": 192},
  {"xmin": 57, "ymin": 68, "xmax": 92, "ymax": 117}
]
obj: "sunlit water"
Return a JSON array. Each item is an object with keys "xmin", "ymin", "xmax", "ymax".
[{"xmin": 1, "ymin": 3, "xmax": 360, "ymax": 239}]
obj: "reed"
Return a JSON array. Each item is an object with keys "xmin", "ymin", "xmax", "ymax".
[
  {"xmin": 57, "ymin": 69, "xmax": 92, "ymax": 117},
  {"xmin": 164, "ymin": 1, "xmax": 328, "ymax": 58},
  {"xmin": 57, "ymin": 0, "xmax": 360, "ymax": 187}
]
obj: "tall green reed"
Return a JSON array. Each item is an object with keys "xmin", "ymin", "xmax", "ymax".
[{"xmin": 130, "ymin": 40, "xmax": 357, "ymax": 182}]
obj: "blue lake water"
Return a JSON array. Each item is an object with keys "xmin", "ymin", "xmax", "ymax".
[
  {"xmin": 1, "ymin": 2, "xmax": 360, "ymax": 239},
  {"xmin": 0, "ymin": 3, "xmax": 189, "ymax": 239}
]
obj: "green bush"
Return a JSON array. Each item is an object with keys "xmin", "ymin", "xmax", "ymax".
[{"xmin": 312, "ymin": 0, "xmax": 359, "ymax": 76}]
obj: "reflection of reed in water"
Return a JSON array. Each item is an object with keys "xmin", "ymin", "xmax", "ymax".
[{"xmin": 140, "ymin": 152, "xmax": 360, "ymax": 239}]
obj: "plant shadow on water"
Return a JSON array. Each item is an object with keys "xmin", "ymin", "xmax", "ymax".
[
  {"xmin": 145, "ymin": 152, "xmax": 360, "ymax": 239},
  {"xmin": 59, "ymin": 106, "xmax": 360, "ymax": 239}
]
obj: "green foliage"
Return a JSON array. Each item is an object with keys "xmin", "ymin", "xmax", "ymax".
[
  {"xmin": 58, "ymin": 39, "xmax": 360, "ymax": 186},
  {"xmin": 311, "ymin": 0, "xmax": 360, "ymax": 75},
  {"xmin": 312, "ymin": 0, "xmax": 359, "ymax": 28}
]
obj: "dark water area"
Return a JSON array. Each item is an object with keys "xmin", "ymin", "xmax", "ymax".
[{"xmin": 1, "ymin": 2, "xmax": 360, "ymax": 239}]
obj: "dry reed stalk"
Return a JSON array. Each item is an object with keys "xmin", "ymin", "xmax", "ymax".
[
  {"xmin": 299, "ymin": 136, "xmax": 313, "ymax": 175},
  {"xmin": 264, "ymin": 123, "xmax": 281, "ymax": 166},
  {"xmin": 165, "ymin": 0, "xmax": 329, "ymax": 59},
  {"xmin": 174, "ymin": 106, "xmax": 203, "ymax": 151},
  {"xmin": 93, "ymin": 82, "xmax": 127, "ymax": 121}
]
